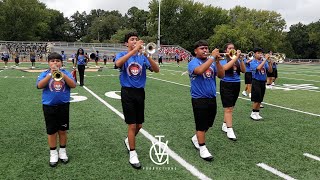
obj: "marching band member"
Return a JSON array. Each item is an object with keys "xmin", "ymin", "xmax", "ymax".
[
  {"xmin": 250, "ymin": 48, "xmax": 272, "ymax": 120},
  {"xmin": 74, "ymin": 48, "xmax": 89, "ymax": 86},
  {"xmin": 189, "ymin": 40, "xmax": 224, "ymax": 161},
  {"xmin": 36, "ymin": 52, "xmax": 76, "ymax": 167},
  {"xmin": 220, "ymin": 43, "xmax": 245, "ymax": 141},
  {"xmin": 115, "ymin": 32, "xmax": 159, "ymax": 169},
  {"xmin": 242, "ymin": 52, "xmax": 254, "ymax": 98}
]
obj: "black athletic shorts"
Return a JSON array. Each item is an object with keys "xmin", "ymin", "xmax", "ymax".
[
  {"xmin": 43, "ymin": 103, "xmax": 70, "ymax": 135},
  {"xmin": 245, "ymin": 72, "xmax": 252, "ymax": 84},
  {"xmin": 220, "ymin": 81, "xmax": 241, "ymax": 108},
  {"xmin": 251, "ymin": 79, "xmax": 266, "ymax": 103},
  {"xmin": 274, "ymin": 68, "xmax": 278, "ymax": 78},
  {"xmin": 267, "ymin": 69, "xmax": 275, "ymax": 77},
  {"xmin": 121, "ymin": 87, "xmax": 145, "ymax": 124},
  {"xmin": 192, "ymin": 98, "xmax": 217, "ymax": 131},
  {"xmin": 3, "ymin": 58, "xmax": 8, "ymax": 62}
]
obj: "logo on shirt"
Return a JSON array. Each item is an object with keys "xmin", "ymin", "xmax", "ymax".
[
  {"xmin": 260, "ymin": 67, "xmax": 265, "ymax": 75},
  {"xmin": 49, "ymin": 79, "xmax": 66, "ymax": 92},
  {"xmin": 203, "ymin": 67, "xmax": 214, "ymax": 79},
  {"xmin": 127, "ymin": 62, "xmax": 142, "ymax": 76}
]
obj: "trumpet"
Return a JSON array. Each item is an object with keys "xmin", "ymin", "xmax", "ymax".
[
  {"xmin": 52, "ymin": 66, "xmax": 63, "ymax": 81},
  {"xmin": 137, "ymin": 42, "xmax": 157, "ymax": 56},
  {"xmin": 204, "ymin": 49, "xmax": 237, "ymax": 59}
]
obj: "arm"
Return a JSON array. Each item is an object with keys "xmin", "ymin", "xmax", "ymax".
[
  {"xmin": 62, "ymin": 72, "xmax": 76, "ymax": 88},
  {"xmin": 194, "ymin": 48, "xmax": 219, "ymax": 75},
  {"xmin": 37, "ymin": 73, "xmax": 51, "ymax": 89},
  {"xmin": 216, "ymin": 60, "xmax": 225, "ymax": 78},
  {"xmin": 146, "ymin": 56, "xmax": 160, "ymax": 73},
  {"xmin": 239, "ymin": 58, "xmax": 246, "ymax": 73},
  {"xmin": 74, "ymin": 55, "xmax": 78, "ymax": 67},
  {"xmin": 222, "ymin": 50, "xmax": 241, "ymax": 71},
  {"xmin": 267, "ymin": 60, "xmax": 273, "ymax": 73},
  {"xmin": 115, "ymin": 40, "xmax": 142, "ymax": 68}
]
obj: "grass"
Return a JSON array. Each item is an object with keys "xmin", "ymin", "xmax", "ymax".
[{"xmin": 0, "ymin": 61, "xmax": 319, "ymax": 179}]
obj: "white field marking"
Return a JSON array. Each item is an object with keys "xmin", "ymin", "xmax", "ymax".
[
  {"xmin": 105, "ymin": 91, "xmax": 121, "ymax": 100},
  {"xmin": 256, "ymin": 163, "xmax": 297, "ymax": 180},
  {"xmin": 0, "ymin": 70, "xmax": 3, "ymax": 73},
  {"xmin": 272, "ymin": 84, "xmax": 320, "ymax": 93},
  {"xmin": 279, "ymin": 76, "xmax": 320, "ymax": 83},
  {"xmin": 280, "ymin": 72, "xmax": 320, "ymax": 77},
  {"xmin": 147, "ymin": 76, "xmax": 320, "ymax": 117},
  {"xmin": 81, "ymin": 84, "xmax": 212, "ymax": 180},
  {"xmin": 4, "ymin": 76, "xmax": 8, "ymax": 78},
  {"xmin": 303, "ymin": 153, "xmax": 320, "ymax": 161},
  {"xmin": 171, "ymin": 73, "xmax": 176, "ymax": 75}
]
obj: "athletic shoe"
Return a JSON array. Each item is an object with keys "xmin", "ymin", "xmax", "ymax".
[
  {"xmin": 249, "ymin": 93, "xmax": 251, "ymax": 98},
  {"xmin": 124, "ymin": 137, "xmax": 130, "ymax": 152},
  {"xmin": 49, "ymin": 149, "xmax": 59, "ymax": 167},
  {"xmin": 199, "ymin": 145, "xmax": 213, "ymax": 161},
  {"xmin": 250, "ymin": 112, "xmax": 260, "ymax": 121},
  {"xmin": 129, "ymin": 150, "xmax": 141, "ymax": 169},
  {"xmin": 191, "ymin": 134, "xmax": 200, "ymax": 150},
  {"xmin": 256, "ymin": 113, "xmax": 263, "ymax": 120},
  {"xmin": 242, "ymin": 91, "xmax": 247, "ymax": 96},
  {"xmin": 227, "ymin": 128, "xmax": 237, "ymax": 141},
  {"xmin": 221, "ymin": 123, "xmax": 227, "ymax": 133},
  {"xmin": 58, "ymin": 148, "xmax": 69, "ymax": 164}
]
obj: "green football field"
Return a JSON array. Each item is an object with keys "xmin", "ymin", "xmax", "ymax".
[{"xmin": 0, "ymin": 61, "xmax": 319, "ymax": 179}]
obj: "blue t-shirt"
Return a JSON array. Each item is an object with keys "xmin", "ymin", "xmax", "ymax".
[
  {"xmin": 188, "ymin": 57, "xmax": 218, "ymax": 98},
  {"xmin": 219, "ymin": 59, "xmax": 241, "ymax": 82},
  {"xmin": 250, "ymin": 59, "xmax": 269, "ymax": 81},
  {"xmin": 77, "ymin": 55, "xmax": 86, "ymax": 65},
  {"xmin": 244, "ymin": 58, "xmax": 251, "ymax": 72},
  {"xmin": 272, "ymin": 62, "xmax": 277, "ymax": 69},
  {"xmin": 36, "ymin": 69, "xmax": 75, "ymax": 105},
  {"xmin": 115, "ymin": 52, "xmax": 151, "ymax": 88},
  {"xmin": 61, "ymin": 54, "xmax": 67, "ymax": 61}
]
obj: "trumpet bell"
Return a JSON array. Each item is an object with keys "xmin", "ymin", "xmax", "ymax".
[
  {"xmin": 145, "ymin": 42, "xmax": 157, "ymax": 54},
  {"xmin": 52, "ymin": 71, "xmax": 63, "ymax": 81},
  {"xmin": 229, "ymin": 49, "xmax": 237, "ymax": 59}
]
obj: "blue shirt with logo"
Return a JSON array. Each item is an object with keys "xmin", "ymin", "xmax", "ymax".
[
  {"xmin": 36, "ymin": 69, "xmax": 75, "ymax": 105},
  {"xmin": 77, "ymin": 55, "xmax": 86, "ymax": 65},
  {"xmin": 115, "ymin": 52, "xmax": 151, "ymax": 88},
  {"xmin": 188, "ymin": 57, "xmax": 218, "ymax": 98},
  {"xmin": 219, "ymin": 59, "xmax": 241, "ymax": 82},
  {"xmin": 250, "ymin": 59, "xmax": 269, "ymax": 81}
]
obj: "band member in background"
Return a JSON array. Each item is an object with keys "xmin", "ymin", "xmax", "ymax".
[
  {"xmin": 220, "ymin": 43, "xmax": 245, "ymax": 141},
  {"xmin": 74, "ymin": 48, "xmax": 89, "ymax": 86},
  {"xmin": 115, "ymin": 32, "xmax": 159, "ymax": 169},
  {"xmin": 158, "ymin": 52, "xmax": 163, "ymax": 67},
  {"xmin": 30, "ymin": 51, "xmax": 36, "ymax": 68},
  {"xmin": 250, "ymin": 48, "xmax": 272, "ymax": 120},
  {"xmin": 3, "ymin": 51, "xmax": 9, "ymax": 68},
  {"xmin": 14, "ymin": 51, "xmax": 20, "ymax": 67},
  {"xmin": 61, "ymin": 51, "xmax": 67, "ymax": 67},
  {"xmin": 95, "ymin": 50, "xmax": 100, "ymax": 67},
  {"xmin": 36, "ymin": 52, "xmax": 76, "ymax": 167},
  {"xmin": 242, "ymin": 53, "xmax": 253, "ymax": 98},
  {"xmin": 189, "ymin": 40, "xmax": 224, "ymax": 161},
  {"xmin": 272, "ymin": 61, "xmax": 278, "ymax": 85}
]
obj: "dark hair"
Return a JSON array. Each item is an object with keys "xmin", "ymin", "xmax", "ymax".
[
  {"xmin": 224, "ymin": 43, "xmax": 234, "ymax": 52},
  {"xmin": 76, "ymin": 48, "xmax": 84, "ymax": 56},
  {"xmin": 48, "ymin": 52, "xmax": 62, "ymax": 61},
  {"xmin": 124, "ymin": 31, "xmax": 138, "ymax": 43},
  {"xmin": 193, "ymin": 40, "xmax": 208, "ymax": 50},
  {"xmin": 253, "ymin": 47, "xmax": 263, "ymax": 53}
]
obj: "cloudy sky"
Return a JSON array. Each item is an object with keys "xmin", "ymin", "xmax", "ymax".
[{"xmin": 39, "ymin": 0, "xmax": 319, "ymax": 30}]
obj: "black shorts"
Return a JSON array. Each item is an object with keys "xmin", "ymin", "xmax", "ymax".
[
  {"xmin": 220, "ymin": 81, "xmax": 241, "ymax": 108},
  {"xmin": 31, "ymin": 58, "xmax": 35, "ymax": 62},
  {"xmin": 95, "ymin": 57, "xmax": 99, "ymax": 62},
  {"xmin": 3, "ymin": 58, "xmax": 8, "ymax": 62},
  {"xmin": 251, "ymin": 79, "xmax": 266, "ymax": 103},
  {"xmin": 43, "ymin": 103, "xmax": 70, "ymax": 135},
  {"xmin": 245, "ymin": 72, "xmax": 252, "ymax": 84},
  {"xmin": 15, "ymin": 58, "xmax": 19, "ymax": 63},
  {"xmin": 267, "ymin": 69, "xmax": 275, "ymax": 77},
  {"xmin": 274, "ymin": 69, "xmax": 278, "ymax": 78},
  {"xmin": 192, "ymin": 98, "xmax": 217, "ymax": 131},
  {"xmin": 121, "ymin": 87, "xmax": 145, "ymax": 124}
]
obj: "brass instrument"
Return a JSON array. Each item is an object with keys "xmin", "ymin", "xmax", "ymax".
[
  {"xmin": 137, "ymin": 42, "xmax": 157, "ymax": 56},
  {"xmin": 52, "ymin": 66, "xmax": 63, "ymax": 81}
]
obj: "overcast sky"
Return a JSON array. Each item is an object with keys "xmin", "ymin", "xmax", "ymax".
[{"xmin": 39, "ymin": 0, "xmax": 319, "ymax": 30}]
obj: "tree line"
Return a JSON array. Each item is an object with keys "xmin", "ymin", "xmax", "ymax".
[{"xmin": 0, "ymin": 0, "xmax": 319, "ymax": 58}]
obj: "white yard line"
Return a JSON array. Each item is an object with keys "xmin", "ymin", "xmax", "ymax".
[
  {"xmin": 256, "ymin": 163, "xmax": 297, "ymax": 180},
  {"xmin": 147, "ymin": 76, "xmax": 320, "ymax": 117},
  {"xmin": 303, "ymin": 153, "xmax": 320, "ymax": 161},
  {"xmin": 81, "ymin": 84, "xmax": 212, "ymax": 180}
]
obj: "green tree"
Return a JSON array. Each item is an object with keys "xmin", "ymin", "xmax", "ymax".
[{"xmin": 126, "ymin": 7, "xmax": 149, "ymax": 36}]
